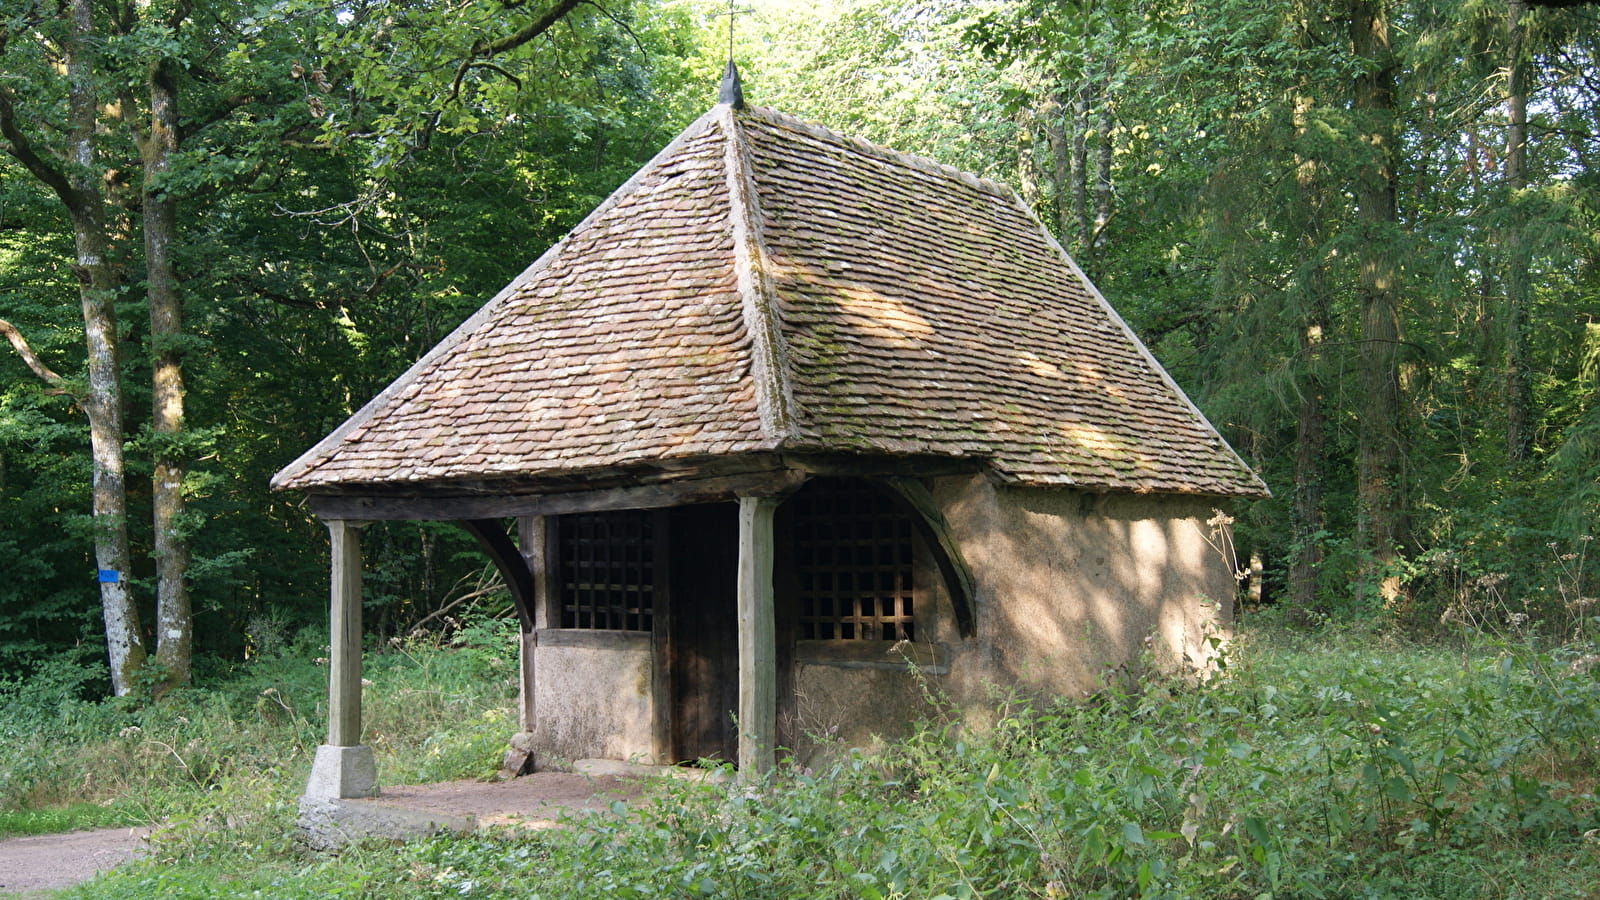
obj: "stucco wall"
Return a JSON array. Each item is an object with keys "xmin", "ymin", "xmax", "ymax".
[
  {"xmin": 932, "ymin": 476, "xmax": 1234, "ymax": 706},
  {"xmin": 532, "ymin": 636, "xmax": 657, "ymax": 765},
  {"xmin": 527, "ymin": 477, "xmax": 1236, "ymax": 765}
]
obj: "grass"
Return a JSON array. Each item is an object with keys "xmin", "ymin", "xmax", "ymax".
[
  {"xmin": 5, "ymin": 613, "xmax": 1599, "ymax": 899},
  {"xmin": 0, "ymin": 803, "xmax": 143, "ymax": 839}
]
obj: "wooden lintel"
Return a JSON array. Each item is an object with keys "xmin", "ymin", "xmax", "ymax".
[
  {"xmin": 795, "ymin": 639, "xmax": 949, "ymax": 673},
  {"xmin": 307, "ymin": 469, "xmax": 807, "ymax": 521},
  {"xmin": 781, "ymin": 452, "xmax": 984, "ymax": 479}
]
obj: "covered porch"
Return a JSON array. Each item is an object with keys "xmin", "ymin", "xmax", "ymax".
[{"xmin": 299, "ymin": 454, "xmax": 977, "ymax": 803}]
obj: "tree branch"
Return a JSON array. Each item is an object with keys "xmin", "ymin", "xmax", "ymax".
[
  {"xmin": 470, "ymin": 0, "xmax": 586, "ymax": 58},
  {"xmin": 0, "ymin": 89, "xmax": 83, "ymax": 210},
  {"xmin": 0, "ymin": 318, "xmax": 75, "ymax": 397}
]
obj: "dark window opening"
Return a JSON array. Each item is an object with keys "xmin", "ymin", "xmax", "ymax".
[
  {"xmin": 790, "ymin": 480, "xmax": 916, "ymax": 641},
  {"xmin": 556, "ymin": 509, "xmax": 656, "ymax": 631}
]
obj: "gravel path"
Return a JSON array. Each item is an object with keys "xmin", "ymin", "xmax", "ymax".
[{"xmin": 0, "ymin": 826, "xmax": 149, "ymax": 896}]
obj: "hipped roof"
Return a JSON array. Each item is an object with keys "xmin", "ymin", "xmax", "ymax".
[{"xmin": 273, "ymin": 102, "xmax": 1267, "ymax": 498}]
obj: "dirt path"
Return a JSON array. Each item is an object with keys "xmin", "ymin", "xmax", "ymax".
[
  {"xmin": 0, "ymin": 770, "xmax": 659, "ymax": 894},
  {"xmin": 0, "ymin": 826, "xmax": 149, "ymax": 896}
]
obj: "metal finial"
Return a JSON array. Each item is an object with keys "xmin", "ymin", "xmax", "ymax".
[
  {"xmin": 712, "ymin": 0, "xmax": 754, "ymax": 72},
  {"xmin": 719, "ymin": 59, "xmax": 746, "ymax": 109}
]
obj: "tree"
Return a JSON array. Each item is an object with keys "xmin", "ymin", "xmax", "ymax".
[
  {"xmin": 0, "ymin": 0, "xmax": 145, "ymax": 695},
  {"xmin": 1349, "ymin": 0, "xmax": 1409, "ymax": 607}
]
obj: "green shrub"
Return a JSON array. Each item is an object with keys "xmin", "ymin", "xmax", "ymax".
[{"xmin": 28, "ymin": 620, "xmax": 1600, "ymax": 899}]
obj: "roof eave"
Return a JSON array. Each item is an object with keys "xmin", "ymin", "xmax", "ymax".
[{"xmin": 271, "ymin": 108, "xmax": 734, "ymax": 493}]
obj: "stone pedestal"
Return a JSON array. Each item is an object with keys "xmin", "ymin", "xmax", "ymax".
[
  {"xmin": 303, "ymin": 744, "xmax": 378, "ymax": 801},
  {"xmin": 499, "ymin": 731, "xmax": 538, "ymax": 777}
]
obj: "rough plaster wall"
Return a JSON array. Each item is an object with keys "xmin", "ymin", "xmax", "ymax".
[
  {"xmin": 525, "ymin": 480, "xmax": 1234, "ymax": 766},
  {"xmin": 534, "ymin": 644, "xmax": 656, "ymax": 765},
  {"xmin": 787, "ymin": 664, "xmax": 932, "ymax": 765},
  {"xmin": 932, "ymin": 476, "xmax": 1233, "ymax": 702}
]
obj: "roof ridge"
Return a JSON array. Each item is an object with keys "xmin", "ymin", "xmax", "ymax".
[
  {"xmin": 719, "ymin": 104, "xmax": 801, "ymax": 446},
  {"xmin": 271, "ymin": 110, "xmax": 728, "ymax": 491},
  {"xmin": 739, "ymin": 104, "xmax": 1011, "ymax": 198}
]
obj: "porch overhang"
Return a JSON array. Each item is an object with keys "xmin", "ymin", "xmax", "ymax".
[
  {"xmin": 296, "ymin": 452, "xmax": 986, "ymax": 801},
  {"xmin": 299, "ymin": 451, "xmax": 985, "ymax": 522}
]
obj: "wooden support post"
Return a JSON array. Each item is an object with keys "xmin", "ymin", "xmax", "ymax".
[
  {"xmin": 501, "ymin": 516, "xmax": 546, "ymax": 777},
  {"xmin": 737, "ymin": 495, "xmax": 779, "ymax": 775},
  {"xmin": 517, "ymin": 516, "xmax": 547, "ymax": 734},
  {"xmin": 327, "ymin": 518, "xmax": 364, "ymax": 747},
  {"xmin": 304, "ymin": 518, "xmax": 377, "ymax": 800}
]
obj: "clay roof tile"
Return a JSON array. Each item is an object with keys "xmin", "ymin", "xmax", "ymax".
[{"xmin": 272, "ymin": 100, "xmax": 1266, "ymax": 499}]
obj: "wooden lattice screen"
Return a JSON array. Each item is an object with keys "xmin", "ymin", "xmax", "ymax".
[
  {"xmin": 557, "ymin": 509, "xmax": 656, "ymax": 631},
  {"xmin": 791, "ymin": 481, "xmax": 916, "ymax": 641}
]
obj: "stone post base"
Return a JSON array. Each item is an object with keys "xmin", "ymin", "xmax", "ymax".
[
  {"xmin": 499, "ymin": 731, "xmax": 538, "ymax": 777},
  {"xmin": 304, "ymin": 744, "xmax": 378, "ymax": 800}
]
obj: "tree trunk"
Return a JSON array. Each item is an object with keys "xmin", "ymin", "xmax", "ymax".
[
  {"xmin": 67, "ymin": 0, "xmax": 142, "ymax": 694},
  {"xmin": 1046, "ymin": 92, "xmax": 1071, "ymax": 240},
  {"xmin": 1288, "ymin": 91, "xmax": 1330, "ymax": 618},
  {"xmin": 1504, "ymin": 0, "xmax": 1533, "ymax": 463},
  {"xmin": 1092, "ymin": 63, "xmax": 1114, "ymax": 257},
  {"xmin": 0, "ymin": 0, "xmax": 143, "ymax": 695},
  {"xmin": 144, "ymin": 57, "xmax": 191, "ymax": 691},
  {"xmin": 1350, "ymin": 0, "xmax": 1409, "ymax": 609},
  {"xmin": 1070, "ymin": 82, "xmax": 1091, "ymax": 253}
]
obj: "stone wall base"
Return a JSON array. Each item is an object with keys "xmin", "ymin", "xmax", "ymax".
[{"xmin": 297, "ymin": 797, "xmax": 474, "ymax": 851}]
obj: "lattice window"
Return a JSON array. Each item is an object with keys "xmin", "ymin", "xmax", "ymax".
[
  {"xmin": 791, "ymin": 481, "xmax": 916, "ymax": 641},
  {"xmin": 556, "ymin": 509, "xmax": 656, "ymax": 631}
]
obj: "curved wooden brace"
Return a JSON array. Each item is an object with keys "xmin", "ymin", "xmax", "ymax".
[
  {"xmin": 458, "ymin": 519, "xmax": 535, "ymax": 633},
  {"xmin": 880, "ymin": 477, "xmax": 977, "ymax": 638}
]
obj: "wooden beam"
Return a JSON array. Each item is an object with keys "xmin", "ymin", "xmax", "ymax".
[
  {"xmin": 516, "ymin": 516, "xmax": 547, "ymax": 736},
  {"xmin": 652, "ymin": 509, "xmax": 673, "ymax": 766},
  {"xmin": 736, "ymin": 495, "xmax": 779, "ymax": 775},
  {"xmin": 326, "ymin": 519, "xmax": 365, "ymax": 747},
  {"xmin": 458, "ymin": 519, "xmax": 535, "ymax": 632},
  {"xmin": 519, "ymin": 516, "xmax": 550, "ymax": 631},
  {"xmin": 784, "ymin": 453, "xmax": 984, "ymax": 480},
  {"xmin": 306, "ymin": 469, "xmax": 806, "ymax": 521},
  {"xmin": 882, "ymin": 477, "xmax": 978, "ymax": 637}
]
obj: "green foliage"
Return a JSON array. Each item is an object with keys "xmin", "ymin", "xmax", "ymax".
[
  {"xmin": 0, "ymin": 617, "xmax": 517, "ymax": 853},
  {"xmin": 0, "ymin": 0, "xmax": 708, "ymax": 682},
  {"xmin": 33, "ymin": 624, "xmax": 1595, "ymax": 899}
]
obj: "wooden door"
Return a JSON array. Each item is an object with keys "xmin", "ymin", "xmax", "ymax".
[{"xmin": 667, "ymin": 503, "xmax": 740, "ymax": 764}]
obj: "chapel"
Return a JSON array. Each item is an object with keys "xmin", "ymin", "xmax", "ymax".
[{"xmin": 274, "ymin": 66, "xmax": 1267, "ymax": 799}]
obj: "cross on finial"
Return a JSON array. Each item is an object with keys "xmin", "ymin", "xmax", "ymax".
[{"xmin": 712, "ymin": 0, "xmax": 754, "ymax": 66}]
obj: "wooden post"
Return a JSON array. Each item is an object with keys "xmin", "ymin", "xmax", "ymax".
[
  {"xmin": 498, "ymin": 516, "xmax": 547, "ymax": 777},
  {"xmin": 327, "ymin": 518, "xmax": 365, "ymax": 746},
  {"xmin": 736, "ymin": 496, "xmax": 778, "ymax": 775},
  {"xmin": 517, "ymin": 516, "xmax": 547, "ymax": 733},
  {"xmin": 304, "ymin": 518, "xmax": 377, "ymax": 800}
]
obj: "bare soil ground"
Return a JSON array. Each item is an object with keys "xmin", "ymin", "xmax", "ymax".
[
  {"xmin": 354, "ymin": 772, "xmax": 647, "ymax": 828},
  {"xmin": 0, "ymin": 772, "xmax": 649, "ymax": 894},
  {"xmin": 0, "ymin": 826, "xmax": 150, "ymax": 896}
]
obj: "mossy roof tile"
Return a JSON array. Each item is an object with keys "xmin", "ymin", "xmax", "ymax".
[{"xmin": 273, "ymin": 102, "xmax": 1266, "ymax": 498}]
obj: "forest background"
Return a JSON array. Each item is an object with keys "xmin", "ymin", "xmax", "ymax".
[{"xmin": 0, "ymin": 0, "xmax": 1596, "ymax": 696}]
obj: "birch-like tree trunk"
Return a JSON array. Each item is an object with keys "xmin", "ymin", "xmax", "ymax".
[{"xmin": 0, "ymin": 0, "xmax": 150, "ymax": 694}]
